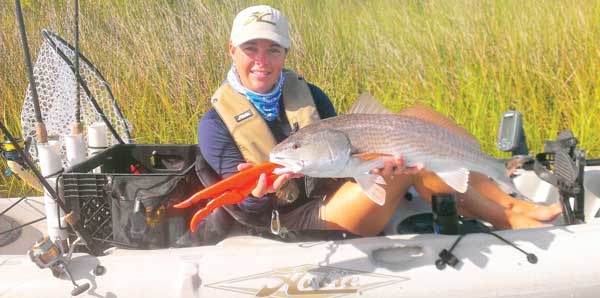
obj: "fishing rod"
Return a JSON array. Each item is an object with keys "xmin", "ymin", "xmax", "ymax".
[
  {"xmin": 64, "ymin": 0, "xmax": 88, "ymax": 168},
  {"xmin": 15, "ymin": 0, "xmax": 46, "ymax": 144},
  {"xmin": 72, "ymin": 0, "xmax": 82, "ymax": 134},
  {"xmin": 68, "ymin": 0, "xmax": 127, "ymax": 146},
  {"xmin": 0, "ymin": 120, "xmax": 101, "ymax": 255},
  {"xmin": 42, "ymin": 30, "xmax": 127, "ymax": 145},
  {"xmin": 13, "ymin": 0, "xmax": 101, "ymax": 256}
]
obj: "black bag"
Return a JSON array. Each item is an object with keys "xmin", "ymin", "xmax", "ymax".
[{"xmin": 63, "ymin": 144, "xmax": 208, "ymax": 249}]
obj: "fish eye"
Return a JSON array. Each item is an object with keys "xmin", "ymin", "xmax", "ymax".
[{"xmin": 292, "ymin": 143, "xmax": 301, "ymax": 150}]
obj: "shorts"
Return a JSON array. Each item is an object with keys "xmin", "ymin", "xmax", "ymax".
[{"xmin": 279, "ymin": 197, "xmax": 327, "ymax": 231}]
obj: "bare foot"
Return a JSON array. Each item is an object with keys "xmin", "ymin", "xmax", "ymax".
[
  {"xmin": 507, "ymin": 212, "xmax": 553, "ymax": 229},
  {"xmin": 519, "ymin": 203, "xmax": 563, "ymax": 222}
]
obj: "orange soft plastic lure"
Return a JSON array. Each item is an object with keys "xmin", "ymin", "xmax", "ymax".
[
  {"xmin": 174, "ymin": 162, "xmax": 282, "ymax": 232},
  {"xmin": 174, "ymin": 162, "xmax": 281, "ymax": 208}
]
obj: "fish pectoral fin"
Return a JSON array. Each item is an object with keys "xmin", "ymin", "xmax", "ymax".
[
  {"xmin": 354, "ymin": 174, "xmax": 387, "ymax": 206},
  {"xmin": 352, "ymin": 152, "xmax": 394, "ymax": 161},
  {"xmin": 373, "ymin": 174, "xmax": 386, "ymax": 185},
  {"xmin": 435, "ymin": 168, "xmax": 470, "ymax": 193}
]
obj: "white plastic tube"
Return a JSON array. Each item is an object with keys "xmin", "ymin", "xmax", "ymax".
[
  {"xmin": 65, "ymin": 133, "xmax": 86, "ymax": 167},
  {"xmin": 87, "ymin": 122, "xmax": 108, "ymax": 156},
  {"xmin": 37, "ymin": 140, "xmax": 67, "ymax": 242},
  {"xmin": 88, "ymin": 122, "xmax": 108, "ymax": 173}
]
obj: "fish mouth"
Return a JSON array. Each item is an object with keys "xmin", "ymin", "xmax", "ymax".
[{"xmin": 269, "ymin": 155, "xmax": 304, "ymax": 173}]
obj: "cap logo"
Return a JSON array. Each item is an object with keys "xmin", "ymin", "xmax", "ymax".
[{"xmin": 244, "ymin": 11, "xmax": 276, "ymax": 26}]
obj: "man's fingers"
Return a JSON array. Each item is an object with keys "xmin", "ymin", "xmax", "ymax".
[
  {"xmin": 272, "ymin": 174, "xmax": 291, "ymax": 190},
  {"xmin": 403, "ymin": 162, "xmax": 425, "ymax": 175},
  {"xmin": 394, "ymin": 155, "xmax": 406, "ymax": 167},
  {"xmin": 391, "ymin": 155, "xmax": 406, "ymax": 175},
  {"xmin": 284, "ymin": 173, "xmax": 304, "ymax": 179},
  {"xmin": 251, "ymin": 173, "xmax": 267, "ymax": 197},
  {"xmin": 369, "ymin": 155, "xmax": 425, "ymax": 177},
  {"xmin": 251, "ymin": 172, "xmax": 303, "ymax": 197},
  {"xmin": 381, "ymin": 160, "xmax": 394, "ymax": 176}
]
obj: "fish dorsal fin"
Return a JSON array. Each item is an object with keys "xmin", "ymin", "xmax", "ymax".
[
  {"xmin": 435, "ymin": 168, "xmax": 470, "ymax": 193},
  {"xmin": 399, "ymin": 105, "xmax": 480, "ymax": 145},
  {"xmin": 347, "ymin": 92, "xmax": 393, "ymax": 114}
]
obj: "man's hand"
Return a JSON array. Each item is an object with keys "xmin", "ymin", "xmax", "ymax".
[
  {"xmin": 237, "ymin": 163, "xmax": 304, "ymax": 198},
  {"xmin": 370, "ymin": 155, "xmax": 424, "ymax": 178}
]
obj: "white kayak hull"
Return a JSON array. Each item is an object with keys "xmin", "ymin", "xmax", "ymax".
[
  {"xmin": 1, "ymin": 223, "xmax": 599, "ymax": 298},
  {"xmin": 1, "ymin": 166, "xmax": 600, "ymax": 297}
]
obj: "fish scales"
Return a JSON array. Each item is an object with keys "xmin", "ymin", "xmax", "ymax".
[
  {"xmin": 294, "ymin": 114, "xmax": 494, "ymax": 167},
  {"xmin": 271, "ymin": 112, "xmax": 518, "ymax": 204}
]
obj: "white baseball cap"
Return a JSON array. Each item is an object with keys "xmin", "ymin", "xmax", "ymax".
[{"xmin": 230, "ymin": 5, "xmax": 290, "ymax": 49}]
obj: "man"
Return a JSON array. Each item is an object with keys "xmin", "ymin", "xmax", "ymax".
[{"xmin": 197, "ymin": 5, "xmax": 560, "ymax": 239}]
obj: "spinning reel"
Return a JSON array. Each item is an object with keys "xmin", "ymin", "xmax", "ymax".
[{"xmin": 29, "ymin": 236, "xmax": 91, "ymax": 296}]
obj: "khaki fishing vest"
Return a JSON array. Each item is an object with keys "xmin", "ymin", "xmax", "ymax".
[{"xmin": 211, "ymin": 70, "xmax": 320, "ymax": 205}]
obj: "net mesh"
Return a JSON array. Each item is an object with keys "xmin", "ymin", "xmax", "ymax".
[{"xmin": 20, "ymin": 29, "xmax": 131, "ymax": 167}]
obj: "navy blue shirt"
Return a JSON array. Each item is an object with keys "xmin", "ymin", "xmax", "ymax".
[{"xmin": 198, "ymin": 83, "xmax": 337, "ymax": 214}]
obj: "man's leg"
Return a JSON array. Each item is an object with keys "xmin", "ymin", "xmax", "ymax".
[
  {"xmin": 321, "ymin": 174, "xmax": 415, "ymax": 237},
  {"xmin": 313, "ymin": 169, "xmax": 555, "ymax": 236},
  {"xmin": 412, "ymin": 171, "xmax": 550, "ymax": 229},
  {"xmin": 468, "ymin": 172, "xmax": 562, "ymax": 221}
]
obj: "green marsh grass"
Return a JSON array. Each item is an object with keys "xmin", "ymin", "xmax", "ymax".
[{"xmin": 1, "ymin": 0, "xmax": 599, "ymax": 196}]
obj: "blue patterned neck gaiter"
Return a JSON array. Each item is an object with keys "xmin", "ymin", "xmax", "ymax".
[{"xmin": 227, "ymin": 65, "xmax": 285, "ymax": 121}]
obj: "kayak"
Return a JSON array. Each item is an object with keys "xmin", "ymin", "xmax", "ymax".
[
  {"xmin": 1, "ymin": 165, "xmax": 599, "ymax": 298},
  {"xmin": 4, "ymin": 19, "xmax": 598, "ymax": 298}
]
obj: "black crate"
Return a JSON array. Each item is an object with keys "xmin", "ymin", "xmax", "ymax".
[
  {"xmin": 62, "ymin": 174, "xmax": 112, "ymax": 247},
  {"xmin": 61, "ymin": 144, "xmax": 203, "ymax": 250}
]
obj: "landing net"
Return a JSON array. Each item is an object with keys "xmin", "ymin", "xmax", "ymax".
[{"xmin": 20, "ymin": 29, "xmax": 131, "ymax": 167}]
